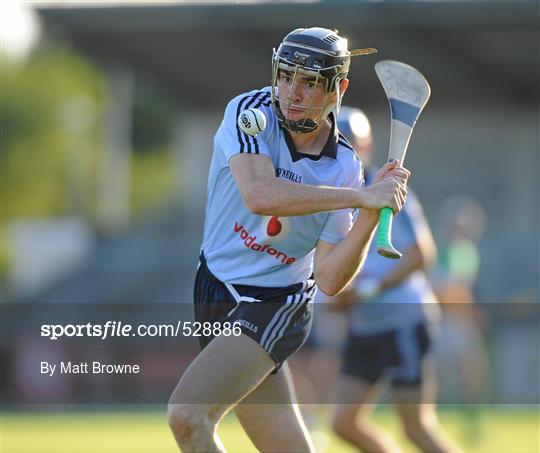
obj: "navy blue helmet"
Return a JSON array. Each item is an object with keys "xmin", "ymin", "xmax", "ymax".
[{"xmin": 271, "ymin": 27, "xmax": 376, "ymax": 133}]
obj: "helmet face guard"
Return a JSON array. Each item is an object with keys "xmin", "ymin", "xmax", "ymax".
[
  {"xmin": 271, "ymin": 27, "xmax": 376, "ymax": 134},
  {"xmin": 271, "ymin": 55, "xmax": 343, "ymax": 133}
]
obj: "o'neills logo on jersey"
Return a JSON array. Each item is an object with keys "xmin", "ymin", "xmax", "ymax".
[
  {"xmin": 276, "ymin": 167, "xmax": 303, "ymax": 184},
  {"xmin": 233, "ymin": 222, "xmax": 296, "ymax": 265}
]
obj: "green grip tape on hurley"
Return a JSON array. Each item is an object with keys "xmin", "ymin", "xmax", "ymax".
[{"xmin": 376, "ymin": 207, "xmax": 402, "ymax": 259}]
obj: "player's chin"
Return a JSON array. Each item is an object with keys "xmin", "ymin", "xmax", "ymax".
[{"xmin": 287, "ymin": 112, "xmax": 310, "ymax": 122}]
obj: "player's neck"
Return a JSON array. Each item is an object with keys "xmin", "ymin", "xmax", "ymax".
[{"xmin": 289, "ymin": 118, "xmax": 331, "ymax": 156}]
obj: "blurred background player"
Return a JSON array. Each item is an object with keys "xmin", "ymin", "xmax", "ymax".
[
  {"xmin": 432, "ymin": 195, "xmax": 491, "ymax": 444},
  {"xmin": 330, "ymin": 107, "xmax": 460, "ymax": 453}
]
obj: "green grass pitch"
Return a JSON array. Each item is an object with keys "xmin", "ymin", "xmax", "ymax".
[{"xmin": 2, "ymin": 406, "xmax": 538, "ymax": 452}]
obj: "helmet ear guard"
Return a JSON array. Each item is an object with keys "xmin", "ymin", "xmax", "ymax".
[{"xmin": 271, "ymin": 27, "xmax": 376, "ymax": 133}]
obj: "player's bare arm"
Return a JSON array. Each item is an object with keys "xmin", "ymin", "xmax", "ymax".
[
  {"xmin": 313, "ymin": 162, "xmax": 410, "ymax": 295},
  {"xmin": 314, "ymin": 209, "xmax": 379, "ymax": 295},
  {"xmin": 230, "ymin": 154, "xmax": 408, "ymax": 217}
]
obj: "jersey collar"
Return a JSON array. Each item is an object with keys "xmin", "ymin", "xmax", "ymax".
[{"xmin": 282, "ymin": 112, "xmax": 338, "ymax": 162}]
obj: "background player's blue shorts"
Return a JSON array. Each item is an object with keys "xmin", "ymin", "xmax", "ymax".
[
  {"xmin": 342, "ymin": 322, "xmax": 431, "ymax": 387},
  {"xmin": 194, "ymin": 253, "xmax": 315, "ymax": 371}
]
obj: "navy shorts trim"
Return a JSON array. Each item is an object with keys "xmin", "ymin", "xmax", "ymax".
[
  {"xmin": 194, "ymin": 253, "xmax": 315, "ymax": 371},
  {"xmin": 341, "ymin": 323, "xmax": 431, "ymax": 387}
]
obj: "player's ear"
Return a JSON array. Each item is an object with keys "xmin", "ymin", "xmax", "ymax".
[
  {"xmin": 339, "ymin": 78, "xmax": 349, "ymax": 96},
  {"xmin": 330, "ymin": 78, "xmax": 349, "ymax": 103}
]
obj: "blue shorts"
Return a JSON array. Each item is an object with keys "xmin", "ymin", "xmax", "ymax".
[
  {"xmin": 341, "ymin": 323, "xmax": 431, "ymax": 387},
  {"xmin": 194, "ymin": 254, "xmax": 315, "ymax": 371}
]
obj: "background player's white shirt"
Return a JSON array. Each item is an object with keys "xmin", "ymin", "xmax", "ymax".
[
  {"xmin": 202, "ymin": 87, "xmax": 364, "ymax": 287},
  {"xmin": 349, "ymin": 169, "xmax": 439, "ymax": 334}
]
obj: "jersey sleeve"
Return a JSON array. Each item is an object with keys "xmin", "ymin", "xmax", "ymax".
[
  {"xmin": 319, "ymin": 157, "xmax": 365, "ymax": 244},
  {"xmin": 214, "ymin": 92, "xmax": 272, "ymax": 162}
]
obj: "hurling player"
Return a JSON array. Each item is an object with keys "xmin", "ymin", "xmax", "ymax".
[{"xmin": 168, "ymin": 27, "xmax": 409, "ymax": 452}]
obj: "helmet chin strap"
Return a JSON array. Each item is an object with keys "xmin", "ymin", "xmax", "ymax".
[
  {"xmin": 278, "ymin": 89, "xmax": 341, "ymax": 134},
  {"xmin": 275, "ymin": 101, "xmax": 318, "ymax": 133},
  {"xmin": 292, "ymin": 118, "xmax": 318, "ymax": 133}
]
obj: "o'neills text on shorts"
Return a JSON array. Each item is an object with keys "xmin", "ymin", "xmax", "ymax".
[{"xmin": 234, "ymin": 222, "xmax": 296, "ymax": 264}]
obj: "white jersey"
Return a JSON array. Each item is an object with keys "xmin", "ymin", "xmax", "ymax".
[{"xmin": 202, "ymin": 87, "xmax": 364, "ymax": 287}]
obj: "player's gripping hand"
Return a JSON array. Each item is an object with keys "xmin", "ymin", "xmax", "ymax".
[
  {"xmin": 372, "ymin": 160, "xmax": 410, "ymax": 184},
  {"xmin": 358, "ymin": 160, "xmax": 410, "ymax": 213}
]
